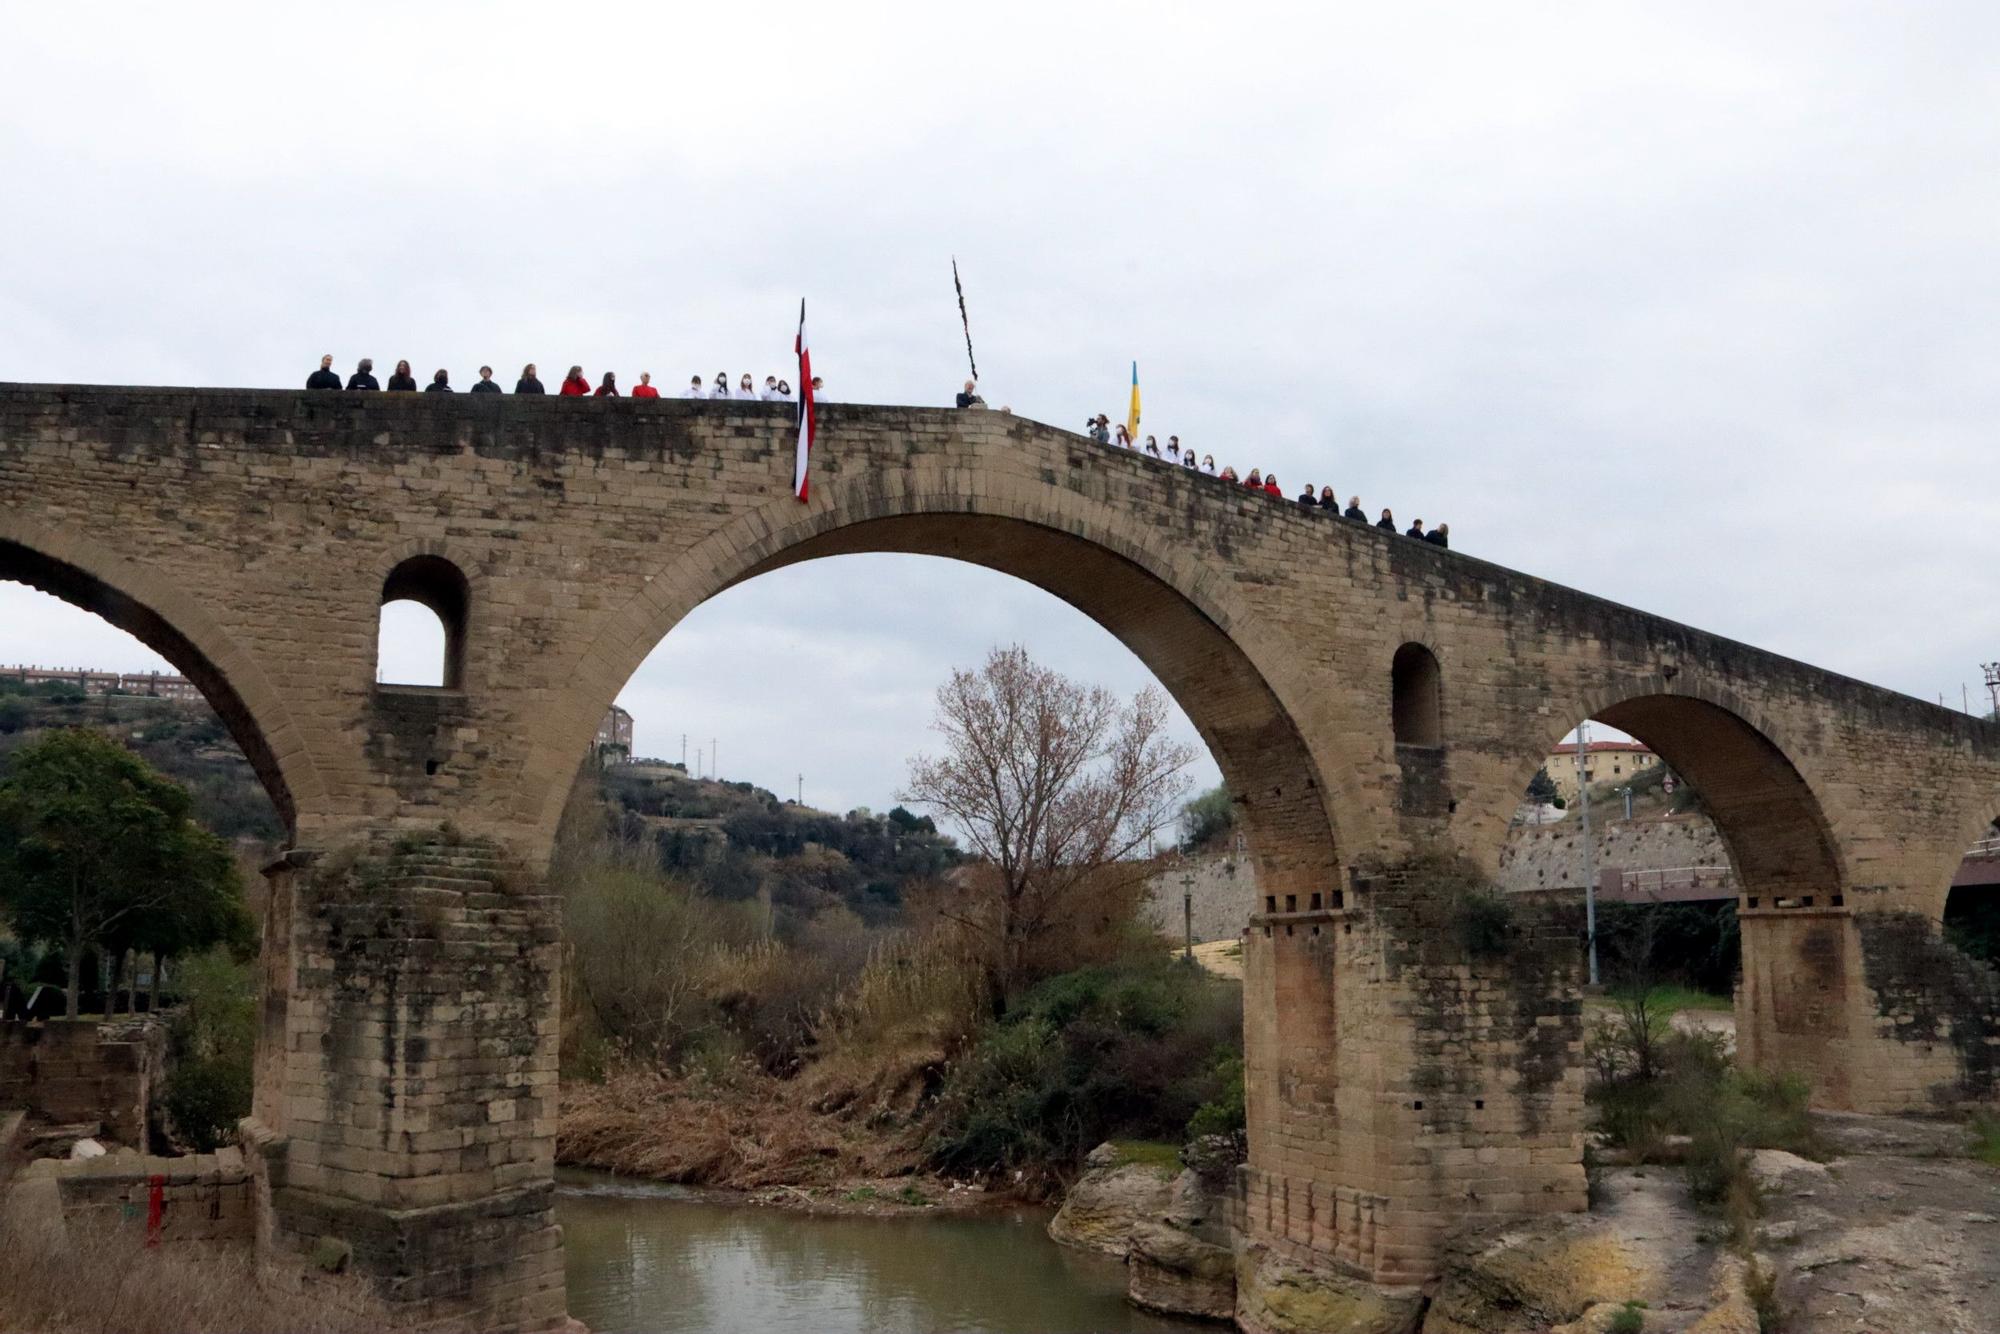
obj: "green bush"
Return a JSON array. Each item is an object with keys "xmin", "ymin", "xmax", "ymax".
[
  {"xmin": 1186, "ymin": 1053, "xmax": 1245, "ymax": 1139},
  {"xmin": 927, "ymin": 954, "xmax": 1243, "ymax": 1179},
  {"xmin": 161, "ymin": 947, "xmax": 256, "ymax": 1151}
]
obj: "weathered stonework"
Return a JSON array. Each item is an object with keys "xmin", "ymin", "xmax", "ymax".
[{"xmin": 6, "ymin": 384, "xmax": 2000, "ymax": 1326}]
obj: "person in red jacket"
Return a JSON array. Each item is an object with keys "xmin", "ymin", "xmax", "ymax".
[
  {"xmin": 1263, "ymin": 473, "xmax": 1283, "ymax": 497},
  {"xmin": 631, "ymin": 372, "xmax": 660, "ymax": 399},
  {"xmin": 559, "ymin": 366, "xmax": 590, "ymax": 396},
  {"xmin": 594, "ymin": 372, "xmax": 619, "ymax": 397}
]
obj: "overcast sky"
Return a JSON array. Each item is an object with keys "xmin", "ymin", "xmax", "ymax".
[{"xmin": 5, "ymin": 3, "xmax": 1999, "ymax": 817}]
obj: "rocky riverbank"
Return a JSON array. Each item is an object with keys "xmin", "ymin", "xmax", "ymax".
[{"xmin": 1046, "ymin": 1111, "xmax": 2000, "ymax": 1333}]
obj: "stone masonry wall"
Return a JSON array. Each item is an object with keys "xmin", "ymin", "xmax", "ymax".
[
  {"xmin": 1496, "ymin": 814, "xmax": 1730, "ymax": 893},
  {"xmin": 0, "ymin": 1016, "xmax": 166, "ymax": 1145},
  {"xmin": 1141, "ymin": 852, "xmax": 1256, "ymax": 944}
]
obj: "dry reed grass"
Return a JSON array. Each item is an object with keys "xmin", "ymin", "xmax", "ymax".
[{"xmin": 0, "ymin": 1210, "xmax": 380, "ymax": 1334}]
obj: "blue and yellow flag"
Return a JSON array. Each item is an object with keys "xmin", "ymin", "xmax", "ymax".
[{"xmin": 1126, "ymin": 361, "xmax": 1141, "ymax": 443}]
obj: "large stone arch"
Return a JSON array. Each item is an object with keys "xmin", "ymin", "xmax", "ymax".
[
  {"xmin": 0, "ymin": 511, "xmax": 318, "ymax": 835},
  {"xmin": 1473, "ymin": 674, "xmax": 1847, "ymax": 901},
  {"xmin": 517, "ymin": 469, "xmax": 1347, "ymax": 901}
]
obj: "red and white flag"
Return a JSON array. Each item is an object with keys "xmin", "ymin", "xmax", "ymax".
[{"xmin": 793, "ymin": 300, "xmax": 814, "ymax": 502}]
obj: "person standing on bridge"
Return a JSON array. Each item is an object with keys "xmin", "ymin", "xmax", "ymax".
[
  {"xmin": 1244, "ymin": 468, "xmax": 1262, "ymax": 489},
  {"xmin": 1405, "ymin": 517, "xmax": 1426, "ymax": 539},
  {"xmin": 1298, "ymin": 483, "xmax": 1319, "ymax": 507},
  {"xmin": 425, "ymin": 369, "xmax": 453, "ymax": 392},
  {"xmin": 345, "ymin": 358, "xmax": 379, "ymax": 391},
  {"xmin": 1425, "ymin": 522, "xmax": 1450, "ymax": 550},
  {"xmin": 387, "ymin": 360, "xmax": 417, "ymax": 391},
  {"xmin": 762, "ymin": 375, "xmax": 782, "ymax": 401},
  {"xmin": 1377, "ymin": 508, "xmax": 1396, "ymax": 531},
  {"xmin": 1202, "ymin": 454, "xmax": 1217, "ymax": 474},
  {"xmin": 1263, "ymin": 473, "xmax": 1283, "ymax": 498},
  {"xmin": 1344, "ymin": 496, "xmax": 1366, "ymax": 521},
  {"xmin": 307, "ymin": 354, "xmax": 341, "ymax": 390},
  {"xmin": 595, "ymin": 372, "xmax": 619, "ymax": 397},
  {"xmin": 956, "ymin": 379, "xmax": 985, "ymax": 408},
  {"xmin": 711, "ymin": 372, "xmax": 731, "ymax": 398},
  {"xmin": 471, "ymin": 366, "xmax": 501, "ymax": 394},
  {"xmin": 1182, "ymin": 450, "xmax": 1197, "ymax": 470},
  {"xmin": 632, "ymin": 372, "xmax": 660, "ymax": 399},
  {"xmin": 776, "ymin": 379, "xmax": 793, "ymax": 400},
  {"xmin": 560, "ymin": 366, "xmax": 590, "ymax": 397},
  {"xmin": 516, "ymin": 364, "xmax": 545, "ymax": 394},
  {"xmin": 1320, "ymin": 485, "xmax": 1338, "ymax": 508},
  {"xmin": 685, "ymin": 375, "xmax": 706, "ymax": 398}
]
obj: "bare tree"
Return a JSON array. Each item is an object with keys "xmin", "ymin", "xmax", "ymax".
[{"xmin": 902, "ymin": 646, "xmax": 1195, "ymax": 1002}]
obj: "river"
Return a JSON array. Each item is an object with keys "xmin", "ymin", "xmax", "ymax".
[{"xmin": 558, "ymin": 1170, "xmax": 1216, "ymax": 1334}]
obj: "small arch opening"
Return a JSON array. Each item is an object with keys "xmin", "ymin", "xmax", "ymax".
[
  {"xmin": 378, "ymin": 556, "xmax": 469, "ymax": 689},
  {"xmin": 1391, "ymin": 642, "xmax": 1442, "ymax": 747}
]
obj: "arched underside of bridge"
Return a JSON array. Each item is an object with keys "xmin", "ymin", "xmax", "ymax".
[
  {"xmin": 533, "ymin": 504, "xmax": 1345, "ymax": 905},
  {"xmin": 1584, "ymin": 690, "xmax": 1846, "ymax": 903},
  {"xmin": 0, "ymin": 534, "xmax": 301, "ymax": 835}
]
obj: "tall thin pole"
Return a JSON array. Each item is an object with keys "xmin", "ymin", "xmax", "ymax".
[
  {"xmin": 797, "ymin": 774, "xmax": 804, "ymax": 805},
  {"xmin": 681, "ymin": 734, "xmax": 687, "ymax": 769},
  {"xmin": 696, "ymin": 747, "xmax": 703, "ymax": 780},
  {"xmin": 1578, "ymin": 724, "xmax": 1599, "ymax": 986},
  {"xmin": 711, "ymin": 738, "xmax": 718, "ymax": 780}
]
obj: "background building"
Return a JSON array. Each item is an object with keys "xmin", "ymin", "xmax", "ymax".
[{"xmin": 1541, "ymin": 738, "xmax": 1659, "ymax": 802}]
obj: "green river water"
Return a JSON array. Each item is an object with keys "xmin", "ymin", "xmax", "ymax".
[{"xmin": 558, "ymin": 1170, "xmax": 1215, "ymax": 1334}]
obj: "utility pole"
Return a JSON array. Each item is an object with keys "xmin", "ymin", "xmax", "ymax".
[
  {"xmin": 1982, "ymin": 663, "xmax": 2000, "ymax": 718},
  {"xmin": 1577, "ymin": 723, "xmax": 1599, "ymax": 987},
  {"xmin": 796, "ymin": 773, "xmax": 804, "ymax": 805},
  {"xmin": 681, "ymin": 734, "xmax": 687, "ymax": 769},
  {"xmin": 711, "ymin": 738, "xmax": 718, "ymax": 780},
  {"xmin": 696, "ymin": 747, "xmax": 703, "ymax": 781}
]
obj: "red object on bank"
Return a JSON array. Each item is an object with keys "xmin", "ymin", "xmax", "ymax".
[{"xmin": 146, "ymin": 1174, "xmax": 165, "ymax": 1246}]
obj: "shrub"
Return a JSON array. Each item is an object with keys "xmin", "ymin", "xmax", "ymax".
[
  {"xmin": 1186, "ymin": 1053, "xmax": 1245, "ymax": 1139},
  {"xmin": 1973, "ymin": 1112, "xmax": 2000, "ymax": 1167},
  {"xmin": 161, "ymin": 945, "xmax": 256, "ymax": 1151},
  {"xmin": 926, "ymin": 953, "xmax": 1243, "ymax": 1182}
]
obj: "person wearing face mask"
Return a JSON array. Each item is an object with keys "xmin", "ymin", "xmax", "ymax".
[
  {"xmin": 685, "ymin": 375, "xmax": 707, "ymax": 399},
  {"xmin": 1181, "ymin": 451, "xmax": 1197, "ymax": 470},
  {"xmin": 738, "ymin": 373, "xmax": 757, "ymax": 399},
  {"xmin": 1167, "ymin": 435, "xmax": 1181, "ymax": 462},
  {"xmin": 711, "ymin": 372, "xmax": 731, "ymax": 399},
  {"xmin": 762, "ymin": 376, "xmax": 782, "ymax": 401},
  {"xmin": 1114, "ymin": 425, "xmax": 1133, "ymax": 449},
  {"xmin": 1144, "ymin": 435, "xmax": 1161, "ymax": 458}
]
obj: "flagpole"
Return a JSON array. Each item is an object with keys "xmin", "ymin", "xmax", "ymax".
[{"xmin": 952, "ymin": 258, "xmax": 979, "ymax": 383}]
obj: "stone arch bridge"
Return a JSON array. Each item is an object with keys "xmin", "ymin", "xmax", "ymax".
[{"xmin": 3, "ymin": 384, "xmax": 1996, "ymax": 1329}]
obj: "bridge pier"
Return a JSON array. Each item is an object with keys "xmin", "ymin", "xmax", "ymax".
[
  {"xmin": 247, "ymin": 834, "xmax": 568, "ymax": 1332},
  {"xmin": 1236, "ymin": 864, "xmax": 1589, "ymax": 1309},
  {"xmin": 1739, "ymin": 902, "xmax": 2000, "ymax": 1113}
]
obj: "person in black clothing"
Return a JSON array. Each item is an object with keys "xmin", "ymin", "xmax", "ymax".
[
  {"xmin": 425, "ymin": 369, "xmax": 453, "ymax": 393},
  {"xmin": 1405, "ymin": 518, "xmax": 1426, "ymax": 540},
  {"xmin": 1425, "ymin": 523, "xmax": 1450, "ymax": 549},
  {"xmin": 471, "ymin": 365, "xmax": 501, "ymax": 394},
  {"xmin": 1297, "ymin": 484, "xmax": 1318, "ymax": 507},
  {"xmin": 306, "ymin": 354, "xmax": 341, "ymax": 390},
  {"xmin": 346, "ymin": 358, "xmax": 379, "ymax": 391},
  {"xmin": 387, "ymin": 360, "xmax": 418, "ymax": 391},
  {"xmin": 516, "ymin": 363, "xmax": 545, "ymax": 394},
  {"xmin": 1343, "ymin": 496, "xmax": 1366, "ymax": 521},
  {"xmin": 1376, "ymin": 508, "xmax": 1396, "ymax": 531},
  {"xmin": 955, "ymin": 379, "xmax": 985, "ymax": 408}
]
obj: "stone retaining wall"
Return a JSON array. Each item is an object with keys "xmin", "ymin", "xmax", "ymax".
[{"xmin": 0, "ymin": 1016, "xmax": 167, "ymax": 1146}]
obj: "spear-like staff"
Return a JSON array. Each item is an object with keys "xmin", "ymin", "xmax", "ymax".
[{"xmin": 952, "ymin": 258, "xmax": 979, "ymax": 383}]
